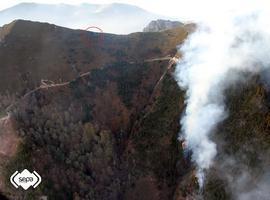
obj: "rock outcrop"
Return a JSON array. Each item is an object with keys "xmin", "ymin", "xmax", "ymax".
[{"xmin": 143, "ymin": 19, "xmax": 183, "ymax": 32}]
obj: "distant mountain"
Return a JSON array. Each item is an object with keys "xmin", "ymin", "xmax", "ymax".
[
  {"xmin": 0, "ymin": 3, "xmax": 171, "ymax": 34},
  {"xmin": 143, "ymin": 19, "xmax": 184, "ymax": 32}
]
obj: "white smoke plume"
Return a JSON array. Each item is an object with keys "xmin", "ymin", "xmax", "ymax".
[{"xmin": 175, "ymin": 0, "xmax": 270, "ymax": 188}]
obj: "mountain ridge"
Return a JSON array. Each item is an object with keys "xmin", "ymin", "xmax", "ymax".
[{"xmin": 0, "ymin": 3, "xmax": 173, "ymax": 34}]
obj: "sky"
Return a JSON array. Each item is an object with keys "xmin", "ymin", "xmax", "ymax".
[
  {"xmin": 0, "ymin": 0, "xmax": 212, "ymax": 21},
  {"xmin": 1, "ymin": 0, "xmax": 269, "ymax": 23},
  {"xmin": 0, "ymin": 0, "xmax": 181, "ymax": 16}
]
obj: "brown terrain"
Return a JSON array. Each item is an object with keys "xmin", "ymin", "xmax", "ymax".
[
  {"xmin": 0, "ymin": 20, "xmax": 194, "ymax": 200},
  {"xmin": 0, "ymin": 20, "xmax": 269, "ymax": 200}
]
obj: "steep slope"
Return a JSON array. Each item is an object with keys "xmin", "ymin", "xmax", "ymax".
[
  {"xmin": 8, "ymin": 53, "xmax": 270, "ymax": 200},
  {"xmin": 0, "ymin": 20, "xmax": 190, "ymax": 114},
  {"xmin": 204, "ymin": 75, "xmax": 270, "ymax": 200},
  {"xmin": 0, "ymin": 3, "xmax": 167, "ymax": 34},
  {"xmin": 0, "ymin": 19, "xmax": 268, "ymax": 200},
  {"xmin": 5, "ymin": 59, "xmax": 189, "ymax": 200},
  {"xmin": 0, "ymin": 20, "xmax": 191, "ymax": 200}
]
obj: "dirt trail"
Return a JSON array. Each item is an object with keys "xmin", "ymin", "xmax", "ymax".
[
  {"xmin": 151, "ymin": 56, "xmax": 179, "ymax": 93},
  {"xmin": 144, "ymin": 56, "xmax": 173, "ymax": 62},
  {"xmin": 20, "ymin": 56, "xmax": 178, "ymax": 98}
]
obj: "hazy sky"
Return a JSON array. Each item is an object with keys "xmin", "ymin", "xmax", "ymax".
[
  {"xmin": 0, "ymin": 0, "xmax": 211, "ymax": 21},
  {"xmin": 1, "ymin": 0, "xmax": 268, "ymax": 22}
]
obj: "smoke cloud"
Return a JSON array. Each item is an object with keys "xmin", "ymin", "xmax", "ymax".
[
  {"xmin": 175, "ymin": 0, "xmax": 270, "ymax": 188},
  {"xmin": 214, "ymin": 148, "xmax": 270, "ymax": 200}
]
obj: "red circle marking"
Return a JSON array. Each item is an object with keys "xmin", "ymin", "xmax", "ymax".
[{"xmin": 80, "ymin": 26, "xmax": 104, "ymax": 48}]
